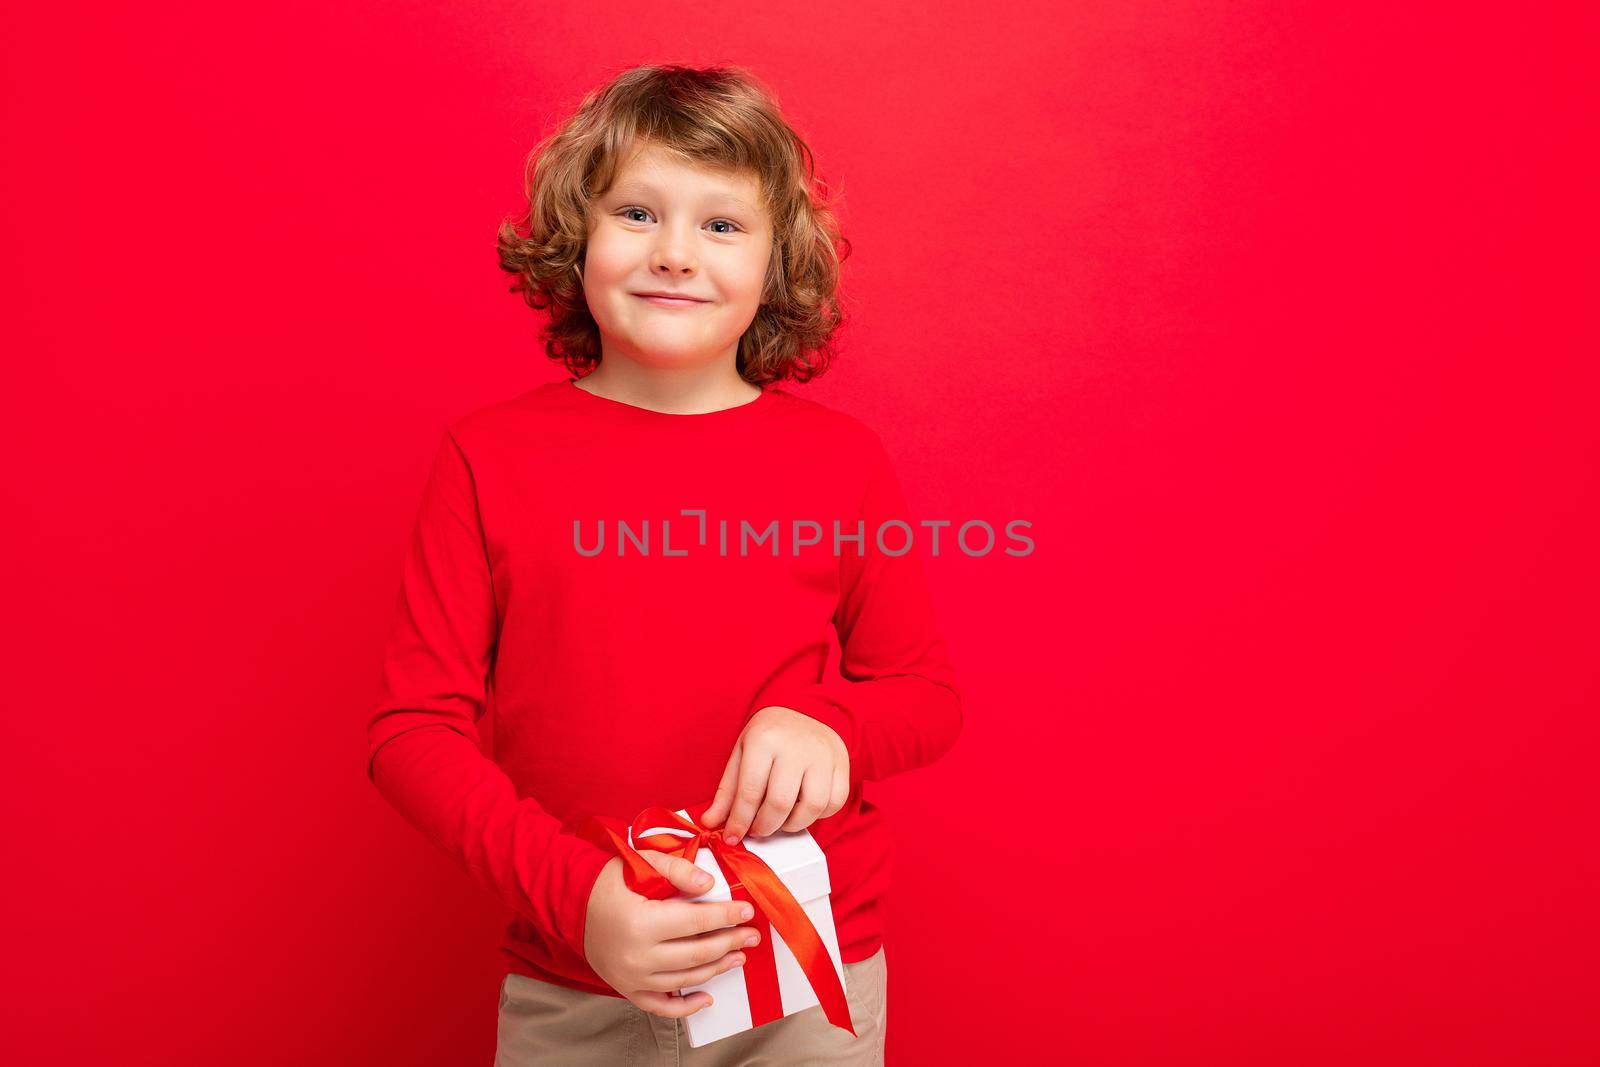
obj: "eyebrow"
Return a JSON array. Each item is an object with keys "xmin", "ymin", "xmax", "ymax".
[{"xmin": 607, "ymin": 180, "xmax": 757, "ymax": 213}]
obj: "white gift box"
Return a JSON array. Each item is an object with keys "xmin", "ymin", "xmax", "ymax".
[{"xmin": 628, "ymin": 809, "xmax": 847, "ymax": 1048}]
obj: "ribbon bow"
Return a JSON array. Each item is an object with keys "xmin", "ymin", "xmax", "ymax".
[{"xmin": 579, "ymin": 804, "xmax": 856, "ymax": 1038}]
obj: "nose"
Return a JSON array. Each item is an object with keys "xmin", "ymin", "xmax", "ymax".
[{"xmin": 649, "ymin": 223, "xmax": 698, "ymax": 277}]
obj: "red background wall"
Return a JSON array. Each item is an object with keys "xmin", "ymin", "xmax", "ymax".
[{"xmin": 5, "ymin": 3, "xmax": 1594, "ymax": 1064}]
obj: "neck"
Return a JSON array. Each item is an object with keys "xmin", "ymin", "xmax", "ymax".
[{"xmin": 576, "ymin": 358, "xmax": 759, "ymax": 415}]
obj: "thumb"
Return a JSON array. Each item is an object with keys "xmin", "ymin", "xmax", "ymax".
[{"xmin": 641, "ymin": 849, "xmax": 715, "ymax": 896}]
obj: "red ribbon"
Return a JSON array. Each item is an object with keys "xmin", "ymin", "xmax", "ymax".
[{"xmin": 579, "ymin": 804, "xmax": 856, "ymax": 1038}]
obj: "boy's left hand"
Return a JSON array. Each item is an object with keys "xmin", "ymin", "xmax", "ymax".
[{"xmin": 699, "ymin": 706, "xmax": 850, "ymax": 846}]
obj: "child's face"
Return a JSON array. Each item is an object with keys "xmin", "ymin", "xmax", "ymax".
[{"xmin": 582, "ymin": 143, "xmax": 773, "ymax": 374}]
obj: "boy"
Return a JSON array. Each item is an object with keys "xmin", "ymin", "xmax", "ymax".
[{"xmin": 368, "ymin": 64, "xmax": 962, "ymax": 1066}]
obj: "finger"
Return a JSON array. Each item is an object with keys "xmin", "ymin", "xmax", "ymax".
[
  {"xmin": 642, "ymin": 896, "xmax": 755, "ymax": 943},
  {"xmin": 700, "ymin": 741, "xmax": 743, "ymax": 828},
  {"xmin": 780, "ymin": 761, "xmax": 833, "ymax": 832},
  {"xmin": 829, "ymin": 761, "xmax": 849, "ymax": 817},
  {"xmin": 749, "ymin": 755, "xmax": 804, "ymax": 838},
  {"xmin": 653, "ymin": 923, "xmax": 762, "ymax": 972},
  {"xmin": 632, "ymin": 989, "xmax": 714, "ymax": 1018},
  {"xmin": 723, "ymin": 745, "xmax": 775, "ymax": 844},
  {"xmin": 639, "ymin": 850, "xmax": 716, "ymax": 897},
  {"xmin": 646, "ymin": 947, "xmax": 749, "ymax": 990}
]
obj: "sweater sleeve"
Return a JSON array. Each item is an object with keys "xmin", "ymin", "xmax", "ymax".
[
  {"xmin": 366, "ymin": 429, "xmax": 614, "ymax": 971},
  {"xmin": 751, "ymin": 430, "xmax": 965, "ymax": 784}
]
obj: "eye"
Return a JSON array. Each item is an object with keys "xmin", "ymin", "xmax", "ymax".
[{"xmin": 616, "ymin": 207, "xmax": 742, "ymax": 234}]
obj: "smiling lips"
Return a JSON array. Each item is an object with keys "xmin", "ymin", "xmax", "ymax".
[{"xmin": 634, "ymin": 292, "xmax": 710, "ymax": 308}]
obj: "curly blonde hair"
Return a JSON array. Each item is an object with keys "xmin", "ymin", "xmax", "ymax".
[{"xmin": 495, "ymin": 64, "xmax": 851, "ymax": 385}]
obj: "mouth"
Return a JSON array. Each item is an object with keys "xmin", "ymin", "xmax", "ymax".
[{"xmin": 633, "ymin": 293, "xmax": 711, "ymax": 308}]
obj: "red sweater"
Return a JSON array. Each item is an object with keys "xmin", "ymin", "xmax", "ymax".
[{"xmin": 366, "ymin": 378, "xmax": 964, "ymax": 996}]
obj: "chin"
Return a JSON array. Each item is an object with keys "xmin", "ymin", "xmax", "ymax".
[{"xmin": 625, "ymin": 343, "xmax": 715, "ymax": 364}]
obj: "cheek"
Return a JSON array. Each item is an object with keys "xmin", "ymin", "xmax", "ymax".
[
  {"xmin": 583, "ymin": 235, "xmax": 631, "ymax": 281},
  {"xmin": 721, "ymin": 251, "xmax": 771, "ymax": 303}
]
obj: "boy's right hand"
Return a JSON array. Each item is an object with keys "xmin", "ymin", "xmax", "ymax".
[{"xmin": 583, "ymin": 853, "xmax": 762, "ymax": 1018}]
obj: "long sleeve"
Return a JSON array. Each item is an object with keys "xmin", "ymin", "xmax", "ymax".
[
  {"xmin": 751, "ymin": 430, "xmax": 965, "ymax": 784},
  {"xmin": 366, "ymin": 429, "xmax": 614, "ymax": 970}
]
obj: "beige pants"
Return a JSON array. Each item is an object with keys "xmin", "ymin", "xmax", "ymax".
[{"xmin": 494, "ymin": 946, "xmax": 887, "ymax": 1066}]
